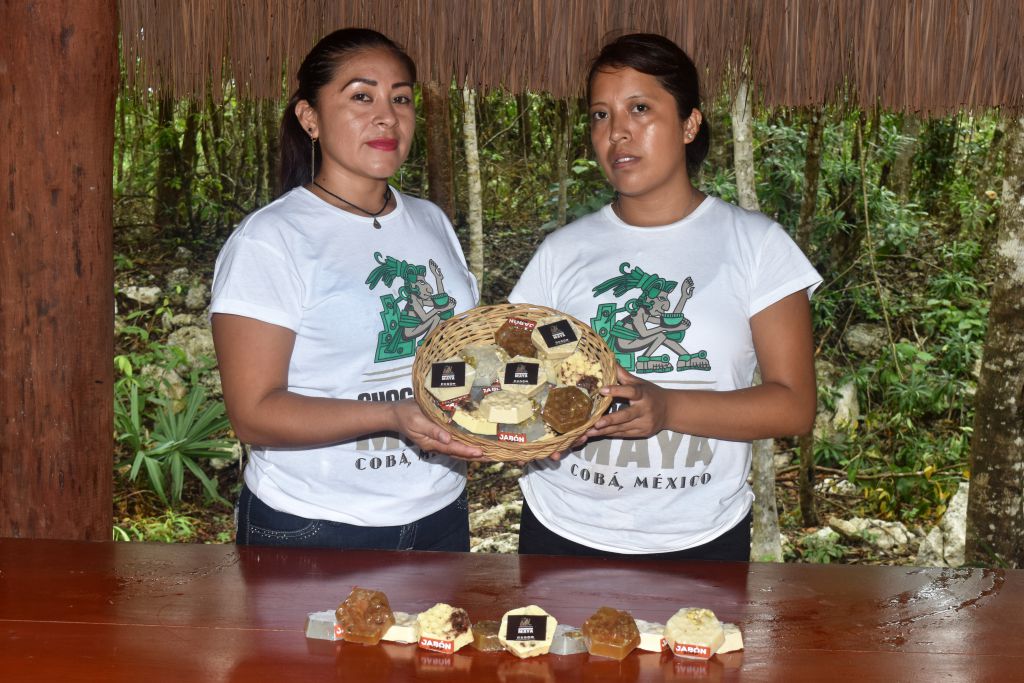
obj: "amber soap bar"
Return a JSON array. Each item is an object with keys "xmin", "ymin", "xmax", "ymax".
[
  {"xmin": 471, "ymin": 620, "xmax": 504, "ymax": 652},
  {"xmin": 581, "ymin": 606, "xmax": 640, "ymax": 660},
  {"xmin": 335, "ymin": 587, "xmax": 395, "ymax": 646}
]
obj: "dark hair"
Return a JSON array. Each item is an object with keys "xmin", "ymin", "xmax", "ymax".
[
  {"xmin": 587, "ymin": 33, "xmax": 710, "ymax": 175},
  {"xmin": 278, "ymin": 28, "xmax": 416, "ymax": 195}
]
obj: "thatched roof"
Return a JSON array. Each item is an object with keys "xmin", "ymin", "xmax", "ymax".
[{"xmin": 120, "ymin": 0, "xmax": 1024, "ymax": 114}]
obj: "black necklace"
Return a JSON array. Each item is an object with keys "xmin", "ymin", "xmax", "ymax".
[{"xmin": 312, "ymin": 181, "xmax": 392, "ymax": 229}]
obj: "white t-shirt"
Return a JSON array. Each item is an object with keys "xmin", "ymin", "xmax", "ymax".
[
  {"xmin": 509, "ymin": 197, "xmax": 821, "ymax": 553},
  {"xmin": 211, "ymin": 187, "xmax": 479, "ymax": 526}
]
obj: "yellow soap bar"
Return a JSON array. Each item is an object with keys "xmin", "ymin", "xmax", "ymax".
[
  {"xmin": 480, "ymin": 390, "xmax": 535, "ymax": 424},
  {"xmin": 665, "ymin": 607, "xmax": 725, "ymax": 660},
  {"xmin": 498, "ymin": 605, "xmax": 558, "ymax": 659},
  {"xmin": 417, "ymin": 603, "xmax": 474, "ymax": 654},
  {"xmin": 499, "ymin": 356, "xmax": 547, "ymax": 396},
  {"xmin": 452, "ymin": 406, "xmax": 498, "ymax": 436},
  {"xmin": 531, "ymin": 316, "xmax": 581, "ymax": 360}
]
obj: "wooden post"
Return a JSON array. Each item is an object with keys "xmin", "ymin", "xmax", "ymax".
[
  {"xmin": 423, "ymin": 81, "xmax": 455, "ymax": 222},
  {"xmin": 0, "ymin": 1, "xmax": 117, "ymax": 540}
]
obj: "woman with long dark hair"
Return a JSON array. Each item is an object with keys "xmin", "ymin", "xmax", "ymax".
[
  {"xmin": 510, "ymin": 33, "xmax": 821, "ymax": 560},
  {"xmin": 211, "ymin": 28, "xmax": 481, "ymax": 551}
]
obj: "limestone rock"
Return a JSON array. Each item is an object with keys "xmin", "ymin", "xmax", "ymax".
[
  {"xmin": 828, "ymin": 516, "xmax": 915, "ymax": 552},
  {"xmin": 469, "ymin": 501, "xmax": 522, "ymax": 532},
  {"xmin": 185, "ymin": 282, "xmax": 209, "ymax": 311},
  {"xmin": 915, "ymin": 482, "xmax": 969, "ymax": 567},
  {"xmin": 831, "ymin": 380, "xmax": 860, "ymax": 428},
  {"xmin": 121, "ymin": 285, "xmax": 161, "ymax": 306},
  {"xmin": 470, "ymin": 533, "xmax": 518, "ymax": 554},
  {"xmin": 844, "ymin": 323, "xmax": 887, "ymax": 357},
  {"xmin": 167, "ymin": 325, "xmax": 215, "ymax": 370}
]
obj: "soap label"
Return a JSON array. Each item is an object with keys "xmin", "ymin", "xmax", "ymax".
[
  {"xmin": 538, "ymin": 320, "xmax": 577, "ymax": 348},
  {"xmin": 334, "ymin": 624, "xmax": 344, "ymax": 639},
  {"xmin": 673, "ymin": 641, "xmax": 713, "ymax": 659},
  {"xmin": 504, "ymin": 362, "xmax": 539, "ymax": 386},
  {"xmin": 506, "ymin": 317, "xmax": 536, "ymax": 331},
  {"xmin": 431, "ymin": 361, "xmax": 467, "ymax": 388},
  {"xmin": 497, "ymin": 431, "xmax": 527, "ymax": 443},
  {"xmin": 505, "ymin": 615, "xmax": 548, "ymax": 642},
  {"xmin": 419, "ymin": 636, "xmax": 455, "ymax": 653}
]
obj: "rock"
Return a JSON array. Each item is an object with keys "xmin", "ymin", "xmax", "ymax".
[
  {"xmin": 815, "ymin": 477, "xmax": 858, "ymax": 496},
  {"xmin": 831, "ymin": 381, "xmax": 859, "ymax": 428},
  {"xmin": 121, "ymin": 285, "xmax": 162, "ymax": 306},
  {"xmin": 185, "ymin": 282, "xmax": 209, "ymax": 311},
  {"xmin": 166, "ymin": 267, "xmax": 191, "ymax": 290},
  {"xmin": 141, "ymin": 364, "xmax": 187, "ymax": 402},
  {"xmin": 210, "ymin": 441, "xmax": 243, "ymax": 471},
  {"xmin": 167, "ymin": 326, "xmax": 216, "ymax": 370},
  {"xmin": 915, "ymin": 482, "xmax": 969, "ymax": 567},
  {"xmin": 773, "ymin": 452, "xmax": 793, "ymax": 469},
  {"xmin": 828, "ymin": 516, "xmax": 915, "ymax": 552},
  {"xmin": 171, "ymin": 313, "xmax": 197, "ymax": 327},
  {"xmin": 469, "ymin": 501, "xmax": 522, "ymax": 532},
  {"xmin": 175, "ymin": 246, "xmax": 194, "ymax": 261},
  {"xmin": 802, "ymin": 528, "xmax": 840, "ymax": 545},
  {"xmin": 470, "ymin": 533, "xmax": 518, "ymax": 554},
  {"xmin": 502, "ymin": 466, "xmax": 525, "ymax": 480},
  {"xmin": 844, "ymin": 323, "xmax": 887, "ymax": 357}
]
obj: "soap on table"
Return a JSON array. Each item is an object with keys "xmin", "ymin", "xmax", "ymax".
[
  {"xmin": 498, "ymin": 605, "xmax": 558, "ymax": 659},
  {"xmin": 499, "ymin": 356, "xmax": 548, "ymax": 396},
  {"xmin": 664, "ymin": 607, "xmax": 725, "ymax": 660},
  {"xmin": 426, "ymin": 357, "xmax": 475, "ymax": 404},
  {"xmin": 541, "ymin": 386, "xmax": 593, "ymax": 433},
  {"xmin": 549, "ymin": 623, "xmax": 587, "ymax": 656},
  {"xmin": 480, "ymin": 389, "xmax": 536, "ymax": 424},
  {"xmin": 416, "ymin": 603, "xmax": 474, "ymax": 654},
  {"xmin": 494, "ymin": 317, "xmax": 538, "ymax": 358},
  {"xmin": 633, "ymin": 618, "xmax": 667, "ymax": 652},
  {"xmin": 470, "ymin": 619, "xmax": 504, "ymax": 652},
  {"xmin": 382, "ymin": 611, "xmax": 420, "ymax": 644},
  {"xmin": 335, "ymin": 587, "xmax": 395, "ymax": 646},
  {"xmin": 531, "ymin": 316, "xmax": 580, "ymax": 360},
  {"xmin": 581, "ymin": 606, "xmax": 641, "ymax": 661},
  {"xmin": 717, "ymin": 622, "xmax": 744, "ymax": 653},
  {"xmin": 304, "ymin": 610, "xmax": 340, "ymax": 641}
]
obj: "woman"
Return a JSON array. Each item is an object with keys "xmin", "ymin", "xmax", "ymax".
[
  {"xmin": 211, "ymin": 28, "xmax": 482, "ymax": 551},
  {"xmin": 509, "ymin": 33, "xmax": 821, "ymax": 560}
]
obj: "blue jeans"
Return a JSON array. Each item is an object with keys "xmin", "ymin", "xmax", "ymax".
[{"xmin": 236, "ymin": 483, "xmax": 470, "ymax": 551}]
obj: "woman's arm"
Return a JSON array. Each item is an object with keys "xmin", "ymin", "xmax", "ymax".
[
  {"xmin": 212, "ymin": 313, "xmax": 482, "ymax": 458},
  {"xmin": 587, "ymin": 290, "xmax": 817, "ymax": 441}
]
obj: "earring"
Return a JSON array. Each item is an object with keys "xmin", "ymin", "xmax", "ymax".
[{"xmin": 310, "ymin": 136, "xmax": 317, "ymax": 181}]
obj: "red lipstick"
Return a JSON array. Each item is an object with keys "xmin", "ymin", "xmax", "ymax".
[{"xmin": 367, "ymin": 138, "xmax": 399, "ymax": 151}]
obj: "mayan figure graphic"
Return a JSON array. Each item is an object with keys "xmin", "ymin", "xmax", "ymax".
[
  {"xmin": 365, "ymin": 252, "xmax": 457, "ymax": 362},
  {"xmin": 590, "ymin": 262, "xmax": 710, "ymax": 374}
]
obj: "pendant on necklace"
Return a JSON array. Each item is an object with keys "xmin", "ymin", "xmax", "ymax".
[{"xmin": 372, "ymin": 218, "xmax": 381, "ymax": 229}]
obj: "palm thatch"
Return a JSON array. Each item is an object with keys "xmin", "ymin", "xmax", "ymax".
[{"xmin": 120, "ymin": 0, "xmax": 1024, "ymax": 114}]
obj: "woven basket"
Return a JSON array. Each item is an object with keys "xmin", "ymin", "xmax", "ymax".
[{"xmin": 412, "ymin": 303, "xmax": 616, "ymax": 461}]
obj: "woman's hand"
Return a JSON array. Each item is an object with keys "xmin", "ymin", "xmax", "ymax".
[
  {"xmin": 390, "ymin": 400, "xmax": 485, "ymax": 461},
  {"xmin": 586, "ymin": 365, "xmax": 671, "ymax": 439}
]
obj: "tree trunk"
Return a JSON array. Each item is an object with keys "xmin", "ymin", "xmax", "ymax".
[
  {"xmin": 965, "ymin": 114, "xmax": 1024, "ymax": 569},
  {"xmin": 1, "ymin": 0, "xmax": 117, "ymax": 540},
  {"xmin": 263, "ymin": 99, "xmax": 279, "ymax": 204},
  {"xmin": 732, "ymin": 79, "xmax": 760, "ymax": 212},
  {"xmin": 517, "ymin": 92, "xmax": 532, "ymax": 161},
  {"xmin": 556, "ymin": 99, "xmax": 571, "ymax": 228},
  {"xmin": 154, "ymin": 95, "xmax": 180, "ymax": 233},
  {"xmin": 885, "ymin": 115, "xmax": 921, "ymax": 198},
  {"xmin": 462, "ymin": 87, "xmax": 484, "ymax": 286},
  {"xmin": 424, "ymin": 81, "xmax": 455, "ymax": 222}
]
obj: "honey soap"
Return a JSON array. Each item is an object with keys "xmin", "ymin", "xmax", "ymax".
[
  {"xmin": 717, "ymin": 623, "xmax": 744, "ymax": 654},
  {"xmin": 382, "ymin": 611, "xmax": 420, "ymax": 644},
  {"xmin": 426, "ymin": 357, "xmax": 475, "ymax": 403},
  {"xmin": 634, "ymin": 618, "xmax": 667, "ymax": 652},
  {"xmin": 499, "ymin": 356, "xmax": 547, "ymax": 396},
  {"xmin": 581, "ymin": 607, "xmax": 640, "ymax": 661},
  {"xmin": 498, "ymin": 605, "xmax": 557, "ymax": 659},
  {"xmin": 531, "ymin": 316, "xmax": 580, "ymax": 360},
  {"xmin": 481, "ymin": 390, "xmax": 535, "ymax": 424},
  {"xmin": 417, "ymin": 603, "xmax": 474, "ymax": 654},
  {"xmin": 335, "ymin": 587, "xmax": 395, "ymax": 646},
  {"xmin": 665, "ymin": 608, "xmax": 725, "ymax": 660},
  {"xmin": 495, "ymin": 317, "xmax": 537, "ymax": 358},
  {"xmin": 549, "ymin": 624, "xmax": 588, "ymax": 656},
  {"xmin": 542, "ymin": 386, "xmax": 593, "ymax": 433},
  {"xmin": 471, "ymin": 619, "xmax": 505, "ymax": 652}
]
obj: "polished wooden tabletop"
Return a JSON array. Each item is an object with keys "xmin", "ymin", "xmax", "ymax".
[{"xmin": 1, "ymin": 538, "xmax": 1021, "ymax": 681}]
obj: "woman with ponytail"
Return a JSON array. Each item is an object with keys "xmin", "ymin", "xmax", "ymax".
[
  {"xmin": 211, "ymin": 28, "xmax": 481, "ymax": 551},
  {"xmin": 509, "ymin": 34, "xmax": 821, "ymax": 560}
]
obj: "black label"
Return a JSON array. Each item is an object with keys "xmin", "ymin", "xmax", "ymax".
[
  {"xmin": 504, "ymin": 362, "xmax": 539, "ymax": 386},
  {"xmin": 431, "ymin": 361, "xmax": 466, "ymax": 388},
  {"xmin": 538, "ymin": 320, "xmax": 577, "ymax": 348},
  {"xmin": 505, "ymin": 615, "xmax": 548, "ymax": 642}
]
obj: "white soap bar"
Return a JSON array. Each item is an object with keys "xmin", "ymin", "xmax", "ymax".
[
  {"xmin": 417, "ymin": 603, "xmax": 473, "ymax": 653},
  {"xmin": 665, "ymin": 608, "xmax": 725, "ymax": 660},
  {"xmin": 499, "ymin": 605, "xmax": 558, "ymax": 658},
  {"xmin": 481, "ymin": 390, "xmax": 535, "ymax": 424},
  {"xmin": 549, "ymin": 623, "xmax": 587, "ymax": 656},
  {"xmin": 634, "ymin": 618, "xmax": 667, "ymax": 652},
  {"xmin": 452, "ymin": 406, "xmax": 498, "ymax": 435},
  {"xmin": 305, "ymin": 610, "xmax": 340, "ymax": 641},
  {"xmin": 499, "ymin": 356, "xmax": 547, "ymax": 396},
  {"xmin": 426, "ymin": 356, "xmax": 476, "ymax": 403},
  {"xmin": 531, "ymin": 316, "xmax": 581, "ymax": 360},
  {"xmin": 717, "ymin": 622, "xmax": 744, "ymax": 653},
  {"xmin": 382, "ymin": 611, "xmax": 420, "ymax": 644}
]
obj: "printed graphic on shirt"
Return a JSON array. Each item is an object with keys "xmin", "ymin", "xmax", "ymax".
[
  {"xmin": 590, "ymin": 262, "xmax": 710, "ymax": 375},
  {"xmin": 365, "ymin": 252, "xmax": 457, "ymax": 363}
]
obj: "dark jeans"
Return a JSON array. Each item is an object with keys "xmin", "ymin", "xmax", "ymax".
[
  {"xmin": 236, "ymin": 483, "xmax": 470, "ymax": 551},
  {"xmin": 518, "ymin": 499, "xmax": 752, "ymax": 561}
]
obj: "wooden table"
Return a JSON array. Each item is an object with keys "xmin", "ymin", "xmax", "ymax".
[{"xmin": 1, "ymin": 538, "xmax": 1021, "ymax": 681}]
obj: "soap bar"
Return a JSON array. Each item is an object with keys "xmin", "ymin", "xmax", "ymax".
[
  {"xmin": 452, "ymin": 405, "xmax": 498, "ymax": 436},
  {"xmin": 717, "ymin": 623, "xmax": 744, "ymax": 654},
  {"xmin": 499, "ymin": 356, "xmax": 547, "ymax": 396},
  {"xmin": 498, "ymin": 605, "xmax": 557, "ymax": 659},
  {"xmin": 497, "ymin": 414, "xmax": 552, "ymax": 444},
  {"xmin": 665, "ymin": 608, "xmax": 725, "ymax": 660},
  {"xmin": 558, "ymin": 352, "xmax": 603, "ymax": 388},
  {"xmin": 531, "ymin": 316, "xmax": 580, "ymax": 360},
  {"xmin": 417, "ymin": 603, "xmax": 474, "ymax": 654},
  {"xmin": 426, "ymin": 357, "xmax": 475, "ymax": 403},
  {"xmin": 481, "ymin": 390, "xmax": 535, "ymax": 424},
  {"xmin": 471, "ymin": 619, "xmax": 505, "ymax": 652},
  {"xmin": 581, "ymin": 607, "xmax": 640, "ymax": 661},
  {"xmin": 382, "ymin": 611, "xmax": 420, "ymax": 644},
  {"xmin": 549, "ymin": 624, "xmax": 588, "ymax": 656},
  {"xmin": 335, "ymin": 587, "xmax": 395, "ymax": 646},
  {"xmin": 495, "ymin": 317, "xmax": 538, "ymax": 358},
  {"xmin": 634, "ymin": 618, "xmax": 667, "ymax": 652},
  {"xmin": 542, "ymin": 386, "xmax": 593, "ymax": 433},
  {"xmin": 460, "ymin": 344, "xmax": 508, "ymax": 387},
  {"xmin": 305, "ymin": 610, "xmax": 340, "ymax": 641}
]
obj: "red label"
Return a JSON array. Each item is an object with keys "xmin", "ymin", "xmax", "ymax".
[
  {"xmin": 334, "ymin": 624, "xmax": 344, "ymax": 639},
  {"xmin": 673, "ymin": 642, "xmax": 713, "ymax": 659},
  {"xmin": 437, "ymin": 395, "xmax": 469, "ymax": 412},
  {"xmin": 506, "ymin": 317, "xmax": 536, "ymax": 331},
  {"xmin": 481, "ymin": 382, "xmax": 502, "ymax": 395},
  {"xmin": 497, "ymin": 431, "xmax": 527, "ymax": 443},
  {"xmin": 660, "ymin": 637, "xmax": 668, "ymax": 651},
  {"xmin": 419, "ymin": 637, "xmax": 455, "ymax": 653}
]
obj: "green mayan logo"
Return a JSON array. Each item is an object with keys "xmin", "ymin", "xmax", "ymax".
[
  {"xmin": 590, "ymin": 262, "xmax": 710, "ymax": 374},
  {"xmin": 365, "ymin": 252, "xmax": 457, "ymax": 362}
]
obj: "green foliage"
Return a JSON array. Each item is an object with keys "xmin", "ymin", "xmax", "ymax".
[
  {"xmin": 113, "ymin": 511, "xmax": 199, "ymax": 543},
  {"xmin": 789, "ymin": 531, "xmax": 848, "ymax": 563}
]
